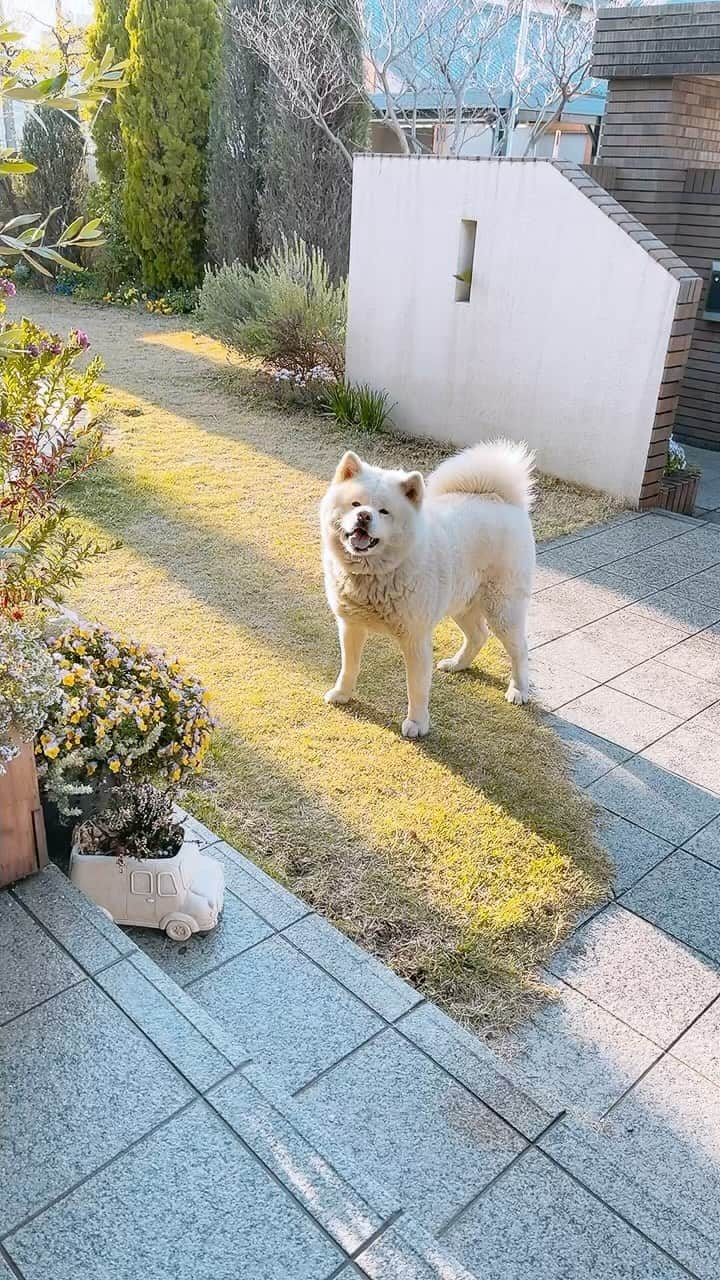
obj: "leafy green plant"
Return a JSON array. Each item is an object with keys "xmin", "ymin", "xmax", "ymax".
[
  {"xmin": 73, "ymin": 782, "xmax": 184, "ymax": 861},
  {"xmin": 197, "ymin": 236, "xmax": 346, "ymax": 378},
  {"xmin": 38, "ymin": 623, "xmax": 215, "ymax": 815},
  {"xmin": 0, "ymin": 319, "xmax": 106, "ymax": 617},
  {"xmin": 322, "ymin": 380, "xmax": 395, "ymax": 433},
  {"xmin": 120, "ymin": 0, "xmax": 219, "ymax": 290},
  {"xmin": 87, "ymin": 0, "xmax": 130, "ymax": 187},
  {"xmin": 0, "ymin": 617, "xmax": 60, "ymax": 772}
]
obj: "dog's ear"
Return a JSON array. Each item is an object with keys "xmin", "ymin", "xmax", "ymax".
[
  {"xmin": 400, "ymin": 470, "xmax": 424, "ymax": 506},
  {"xmin": 334, "ymin": 451, "xmax": 363, "ymax": 483}
]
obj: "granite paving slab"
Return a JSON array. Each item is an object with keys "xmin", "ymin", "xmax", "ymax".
[
  {"xmin": 630, "ymin": 585, "xmax": 720, "ymax": 634},
  {"xmin": 682, "ymin": 815, "xmax": 720, "ymax": 867},
  {"xmin": 282, "ymin": 914, "xmax": 421, "ymax": 1022},
  {"xmin": 528, "ymin": 658, "xmax": 598, "ymax": 711},
  {"xmin": 13, "ymin": 865, "xmax": 133, "ymax": 973},
  {"xmin": 657, "ymin": 625, "xmax": 720, "ymax": 684},
  {"xmin": 442, "ymin": 1147, "xmax": 688, "ymax": 1280},
  {"xmin": 541, "ymin": 716, "xmax": 631, "ymax": 786},
  {"xmin": 547, "ymin": 903, "xmax": 720, "ymax": 1046},
  {"xmin": 208, "ymin": 840, "xmax": 310, "ymax": 929},
  {"xmin": 4, "ymin": 1102, "xmax": 345, "ymax": 1280},
  {"xmin": 187, "ymin": 935, "xmax": 383, "ymax": 1092},
  {"xmin": 0, "ymin": 980, "xmax": 192, "ymax": 1235},
  {"xmin": 642, "ymin": 717, "xmax": 720, "ymax": 793},
  {"xmin": 490, "ymin": 975, "xmax": 660, "ymax": 1120},
  {"xmin": 541, "ymin": 1055, "xmax": 720, "ymax": 1280},
  {"xmin": 609, "ymin": 656, "xmax": 720, "ymax": 717},
  {"xmin": 587, "ymin": 756, "xmax": 720, "ymax": 844},
  {"xmin": 670, "ymin": 995, "xmax": 720, "ymax": 1086},
  {"xmin": 596, "ymin": 812, "xmax": 673, "ymax": 893},
  {"xmin": 558, "ymin": 685, "xmax": 681, "ymax": 752},
  {"xmin": 620, "ymin": 850, "xmax": 720, "ymax": 963},
  {"xmin": 297, "ymin": 1027, "xmax": 527, "ymax": 1234},
  {"xmin": 1, "ymin": 893, "xmax": 82, "ymax": 1025}
]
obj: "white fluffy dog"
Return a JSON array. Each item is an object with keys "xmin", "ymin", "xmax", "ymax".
[{"xmin": 320, "ymin": 439, "xmax": 536, "ymax": 738}]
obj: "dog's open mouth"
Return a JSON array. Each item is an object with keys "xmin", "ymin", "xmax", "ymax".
[{"xmin": 345, "ymin": 527, "xmax": 379, "ymax": 554}]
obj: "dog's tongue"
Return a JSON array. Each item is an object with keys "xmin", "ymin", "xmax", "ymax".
[{"xmin": 350, "ymin": 528, "xmax": 372, "ymax": 552}]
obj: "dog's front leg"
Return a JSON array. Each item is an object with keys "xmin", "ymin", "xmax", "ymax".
[
  {"xmin": 325, "ymin": 620, "xmax": 367, "ymax": 705},
  {"xmin": 400, "ymin": 633, "xmax": 433, "ymax": 738}
]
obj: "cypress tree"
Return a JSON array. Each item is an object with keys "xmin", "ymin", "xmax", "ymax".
[
  {"xmin": 120, "ymin": 0, "xmax": 220, "ymax": 290},
  {"xmin": 87, "ymin": 0, "xmax": 130, "ymax": 188},
  {"xmin": 206, "ymin": 0, "xmax": 265, "ymax": 267}
]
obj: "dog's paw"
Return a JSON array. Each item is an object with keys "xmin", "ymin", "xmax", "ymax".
[
  {"xmin": 402, "ymin": 716, "xmax": 430, "ymax": 739},
  {"xmin": 324, "ymin": 687, "xmax": 352, "ymax": 706},
  {"xmin": 437, "ymin": 657, "xmax": 461, "ymax": 673},
  {"xmin": 505, "ymin": 683, "xmax": 529, "ymax": 706}
]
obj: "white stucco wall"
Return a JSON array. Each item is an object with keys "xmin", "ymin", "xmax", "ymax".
[{"xmin": 345, "ymin": 156, "xmax": 680, "ymax": 502}]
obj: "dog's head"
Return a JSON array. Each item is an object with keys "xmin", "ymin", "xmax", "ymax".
[{"xmin": 320, "ymin": 451, "xmax": 424, "ymax": 572}]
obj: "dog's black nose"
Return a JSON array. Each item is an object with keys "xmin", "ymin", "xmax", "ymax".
[{"xmin": 355, "ymin": 508, "xmax": 371, "ymax": 526}]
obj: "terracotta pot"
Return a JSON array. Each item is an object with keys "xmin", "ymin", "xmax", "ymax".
[
  {"xmin": 658, "ymin": 470, "xmax": 700, "ymax": 516},
  {"xmin": 0, "ymin": 741, "xmax": 48, "ymax": 888}
]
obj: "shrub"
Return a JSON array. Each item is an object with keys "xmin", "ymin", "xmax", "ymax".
[
  {"xmin": 80, "ymin": 181, "xmax": 141, "ymax": 294},
  {"xmin": 88, "ymin": 0, "xmax": 130, "ymax": 188},
  {"xmin": 73, "ymin": 782, "xmax": 184, "ymax": 862},
  {"xmin": 0, "ymin": 618, "xmax": 60, "ymax": 773},
  {"xmin": 322, "ymin": 381, "xmax": 395, "ymax": 434},
  {"xmin": 0, "ymin": 319, "xmax": 106, "ymax": 618},
  {"xmin": 197, "ymin": 237, "xmax": 346, "ymax": 379},
  {"xmin": 120, "ymin": 0, "xmax": 220, "ymax": 290},
  {"xmin": 38, "ymin": 623, "xmax": 215, "ymax": 815}
]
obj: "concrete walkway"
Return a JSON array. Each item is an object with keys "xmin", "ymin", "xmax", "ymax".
[{"xmin": 2, "ymin": 493, "xmax": 720, "ymax": 1279}]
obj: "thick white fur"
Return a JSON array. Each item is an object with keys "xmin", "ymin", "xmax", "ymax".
[{"xmin": 320, "ymin": 439, "xmax": 536, "ymax": 738}]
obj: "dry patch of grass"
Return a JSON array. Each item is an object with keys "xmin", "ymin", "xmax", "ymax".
[{"xmin": 26, "ymin": 299, "xmax": 614, "ymax": 1029}]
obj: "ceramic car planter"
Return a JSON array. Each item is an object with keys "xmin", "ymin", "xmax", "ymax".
[{"xmin": 70, "ymin": 840, "xmax": 224, "ymax": 939}]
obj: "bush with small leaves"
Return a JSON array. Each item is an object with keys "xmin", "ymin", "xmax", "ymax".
[{"xmin": 73, "ymin": 782, "xmax": 185, "ymax": 862}]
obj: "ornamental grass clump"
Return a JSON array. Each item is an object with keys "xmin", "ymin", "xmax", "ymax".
[
  {"xmin": 38, "ymin": 623, "xmax": 215, "ymax": 815},
  {"xmin": 0, "ymin": 617, "xmax": 60, "ymax": 772}
]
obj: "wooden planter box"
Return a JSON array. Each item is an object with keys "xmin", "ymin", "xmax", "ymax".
[
  {"xmin": 658, "ymin": 470, "xmax": 700, "ymax": 516},
  {"xmin": 0, "ymin": 741, "xmax": 48, "ymax": 888}
]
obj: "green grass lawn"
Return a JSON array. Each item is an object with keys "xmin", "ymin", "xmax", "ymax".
[{"xmin": 31, "ymin": 298, "xmax": 616, "ymax": 1029}]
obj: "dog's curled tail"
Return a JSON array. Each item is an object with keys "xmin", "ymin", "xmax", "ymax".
[{"xmin": 426, "ymin": 438, "xmax": 536, "ymax": 512}]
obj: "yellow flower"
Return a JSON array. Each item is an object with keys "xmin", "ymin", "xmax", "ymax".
[
  {"xmin": 44, "ymin": 745, "xmax": 60, "ymax": 760},
  {"xmin": 170, "ymin": 767, "xmax": 181, "ymax": 782},
  {"xmin": 61, "ymin": 673, "xmax": 75, "ymax": 687},
  {"xmin": 108, "ymin": 758, "xmax": 121, "ymax": 774},
  {"xmin": 86, "ymin": 762, "xmax": 97, "ymax": 775}
]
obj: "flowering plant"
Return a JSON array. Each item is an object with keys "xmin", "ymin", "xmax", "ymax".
[
  {"xmin": 665, "ymin": 436, "xmax": 687, "ymax": 475},
  {"xmin": 37, "ymin": 624, "xmax": 215, "ymax": 815},
  {"xmin": 0, "ymin": 617, "xmax": 60, "ymax": 773},
  {"xmin": 0, "ymin": 318, "xmax": 106, "ymax": 617}
]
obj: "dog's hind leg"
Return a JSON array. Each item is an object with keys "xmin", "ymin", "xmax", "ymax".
[
  {"xmin": 485, "ymin": 596, "xmax": 530, "ymax": 705},
  {"xmin": 437, "ymin": 603, "xmax": 489, "ymax": 672},
  {"xmin": 325, "ymin": 620, "xmax": 367, "ymax": 705}
]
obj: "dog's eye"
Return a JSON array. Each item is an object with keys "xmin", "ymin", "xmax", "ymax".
[
  {"xmin": 379, "ymin": 508, "xmax": 389, "ymax": 516},
  {"xmin": 351, "ymin": 501, "xmax": 361, "ymax": 508}
]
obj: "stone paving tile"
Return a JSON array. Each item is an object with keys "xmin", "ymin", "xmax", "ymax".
[
  {"xmin": 208, "ymin": 840, "xmax": 309, "ymax": 929},
  {"xmin": 533, "ymin": 561, "xmax": 574, "ymax": 592},
  {"xmin": 129, "ymin": 950, "xmax": 249, "ymax": 1066},
  {"xmin": 673, "ymin": 563, "xmax": 720, "ymax": 601},
  {"xmin": 531, "ymin": 576, "xmax": 633, "ymax": 631},
  {"xmin": 596, "ymin": 812, "xmax": 673, "ymax": 893},
  {"xmin": 207, "ymin": 1071, "xmax": 386, "ymax": 1254},
  {"xmin": 397, "ymin": 1001, "xmax": 554, "ymax": 1137},
  {"xmin": 188, "ymin": 935, "xmax": 383, "ymax": 1092},
  {"xmin": 491, "ymin": 975, "xmax": 660, "ymax": 1120},
  {"xmin": 355, "ymin": 1215, "xmax": 479, "ymax": 1280},
  {"xmin": 1, "ymin": 893, "xmax": 82, "ymax": 1024},
  {"xmin": 576, "ymin": 610, "xmax": 687, "ymax": 664},
  {"xmin": 670, "ymin": 995, "xmax": 720, "ymax": 1087},
  {"xmin": 298, "ymin": 1027, "xmax": 527, "ymax": 1234},
  {"xmin": 609, "ymin": 656, "xmax": 720, "ymax": 717},
  {"xmin": 697, "ymin": 477, "xmax": 720, "ymax": 510},
  {"xmin": 443, "ymin": 1147, "xmax": 687, "ymax": 1280},
  {"xmin": 284, "ymin": 914, "xmax": 421, "ymax": 1021},
  {"xmin": 547, "ymin": 904, "xmax": 720, "ymax": 1046},
  {"xmin": 542, "ymin": 715, "xmax": 631, "ymax": 786},
  {"xmin": 541, "ymin": 1055, "xmax": 720, "ymax": 1280},
  {"xmin": 559, "ymin": 686, "xmax": 681, "ymax": 753},
  {"xmin": 654, "ymin": 625, "xmax": 720, "ymax": 684},
  {"xmin": 528, "ymin": 599, "xmax": 578, "ymax": 648},
  {"xmin": 97, "ymin": 958, "xmax": 236, "ymax": 1092},
  {"xmin": 642, "ymin": 718, "xmax": 720, "ymax": 793},
  {"xmin": 621, "ymin": 850, "xmax": 720, "ymax": 963},
  {"xmin": 602, "ymin": 532, "xmax": 720, "ymax": 591},
  {"xmin": 587, "ymin": 756, "xmax": 720, "ymax": 844},
  {"xmin": 127, "ymin": 887, "xmax": 272, "ymax": 987},
  {"xmin": 13, "ymin": 865, "xmax": 132, "ymax": 973},
  {"xmin": 5, "ymin": 1102, "xmax": 344, "ymax": 1280},
  {"xmin": 629, "ymin": 585, "xmax": 720, "ymax": 634},
  {"xmin": 528, "ymin": 659, "xmax": 598, "ymax": 711},
  {"xmin": 682, "ymin": 815, "xmax": 720, "ymax": 867},
  {"xmin": 533, "ymin": 630, "xmax": 641, "ymax": 682},
  {"xmin": 181, "ymin": 813, "xmax": 220, "ymax": 848},
  {"xmin": 0, "ymin": 981, "xmax": 192, "ymax": 1236}
]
